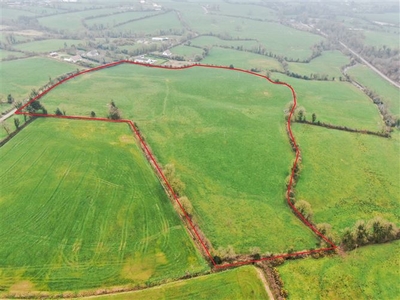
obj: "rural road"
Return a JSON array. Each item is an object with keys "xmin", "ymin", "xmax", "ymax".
[
  {"xmin": 0, "ymin": 108, "xmax": 17, "ymax": 122},
  {"xmin": 256, "ymin": 268, "xmax": 275, "ymax": 300},
  {"xmin": 339, "ymin": 41, "xmax": 400, "ymax": 89}
]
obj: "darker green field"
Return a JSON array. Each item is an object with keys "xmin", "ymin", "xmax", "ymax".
[
  {"xmin": 91, "ymin": 266, "xmax": 269, "ymax": 300},
  {"xmin": 38, "ymin": 64, "xmax": 318, "ymax": 254},
  {"xmin": 0, "ymin": 118, "xmax": 207, "ymax": 294},
  {"xmin": 279, "ymin": 241, "xmax": 400, "ymax": 299}
]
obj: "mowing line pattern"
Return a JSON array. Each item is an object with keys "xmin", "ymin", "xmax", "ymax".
[{"xmin": 15, "ymin": 60, "xmax": 337, "ymax": 269}]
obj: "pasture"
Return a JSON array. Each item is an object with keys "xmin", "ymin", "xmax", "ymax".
[
  {"xmin": 202, "ymin": 47, "xmax": 283, "ymax": 71},
  {"xmin": 0, "ymin": 57, "xmax": 78, "ymax": 102},
  {"xmin": 287, "ymin": 51, "xmax": 350, "ymax": 79},
  {"xmin": 0, "ymin": 118, "xmax": 207, "ymax": 294},
  {"xmin": 347, "ymin": 64, "xmax": 400, "ymax": 118},
  {"xmin": 279, "ymin": 241, "xmax": 400, "ymax": 299},
  {"xmin": 37, "ymin": 8, "xmax": 122, "ymax": 31},
  {"xmin": 169, "ymin": 45, "xmax": 204, "ymax": 60},
  {"xmin": 190, "ymin": 36, "xmax": 258, "ymax": 50},
  {"xmin": 292, "ymin": 124, "xmax": 399, "ymax": 233},
  {"xmin": 92, "ymin": 266, "xmax": 269, "ymax": 300},
  {"xmin": 38, "ymin": 64, "xmax": 318, "ymax": 254},
  {"xmin": 363, "ymin": 30, "xmax": 400, "ymax": 49},
  {"xmin": 85, "ymin": 11, "xmax": 158, "ymax": 29},
  {"xmin": 13, "ymin": 39, "xmax": 83, "ymax": 53},
  {"xmin": 0, "ymin": 49, "xmax": 26, "ymax": 60},
  {"xmin": 272, "ymin": 73, "xmax": 383, "ymax": 131}
]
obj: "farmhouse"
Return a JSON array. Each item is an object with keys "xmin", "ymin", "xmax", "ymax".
[
  {"xmin": 86, "ymin": 49, "xmax": 99, "ymax": 57},
  {"xmin": 49, "ymin": 52, "xmax": 58, "ymax": 56},
  {"xmin": 152, "ymin": 37, "xmax": 168, "ymax": 41},
  {"xmin": 162, "ymin": 50, "xmax": 172, "ymax": 57},
  {"xmin": 64, "ymin": 55, "xmax": 82, "ymax": 63}
]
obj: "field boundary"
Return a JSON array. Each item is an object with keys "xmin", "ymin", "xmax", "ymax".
[{"xmin": 15, "ymin": 60, "xmax": 337, "ymax": 269}]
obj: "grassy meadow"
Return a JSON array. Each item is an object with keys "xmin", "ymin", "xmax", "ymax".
[
  {"xmin": 13, "ymin": 39, "xmax": 83, "ymax": 53},
  {"xmin": 0, "ymin": 57, "xmax": 79, "ymax": 103},
  {"xmin": 279, "ymin": 241, "xmax": 400, "ymax": 299},
  {"xmin": 292, "ymin": 124, "xmax": 399, "ymax": 233},
  {"xmin": 190, "ymin": 36, "xmax": 258, "ymax": 50},
  {"xmin": 85, "ymin": 11, "xmax": 158, "ymax": 28},
  {"xmin": 272, "ymin": 73, "xmax": 383, "ymax": 131},
  {"xmin": 363, "ymin": 30, "xmax": 400, "ymax": 49},
  {"xmin": 90, "ymin": 266, "xmax": 269, "ymax": 300},
  {"xmin": 202, "ymin": 47, "xmax": 283, "ymax": 71},
  {"xmin": 0, "ymin": 49, "xmax": 26, "ymax": 60},
  {"xmin": 347, "ymin": 64, "xmax": 400, "ymax": 118},
  {"xmin": 287, "ymin": 51, "xmax": 350, "ymax": 79},
  {"xmin": 0, "ymin": 118, "xmax": 207, "ymax": 294},
  {"xmin": 38, "ymin": 64, "xmax": 318, "ymax": 254},
  {"xmin": 170, "ymin": 45, "xmax": 204, "ymax": 60}
]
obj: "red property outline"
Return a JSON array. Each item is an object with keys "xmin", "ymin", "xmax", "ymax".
[{"xmin": 15, "ymin": 60, "xmax": 337, "ymax": 269}]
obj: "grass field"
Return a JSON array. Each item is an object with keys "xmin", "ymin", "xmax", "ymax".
[
  {"xmin": 360, "ymin": 13, "xmax": 400, "ymax": 25},
  {"xmin": 85, "ymin": 11, "xmax": 158, "ymax": 28},
  {"xmin": 363, "ymin": 30, "xmax": 400, "ymax": 49},
  {"xmin": 272, "ymin": 73, "xmax": 383, "ymax": 131},
  {"xmin": 114, "ymin": 12, "xmax": 184, "ymax": 35},
  {"xmin": 38, "ymin": 64, "xmax": 318, "ymax": 254},
  {"xmin": 91, "ymin": 266, "xmax": 268, "ymax": 300},
  {"xmin": 13, "ymin": 39, "xmax": 83, "ymax": 53},
  {"xmin": 215, "ymin": 2, "xmax": 278, "ymax": 21},
  {"xmin": 38, "ymin": 8, "xmax": 122, "ymax": 31},
  {"xmin": 0, "ymin": 8, "xmax": 37, "ymax": 21},
  {"xmin": 279, "ymin": 241, "xmax": 400, "ymax": 299},
  {"xmin": 347, "ymin": 64, "xmax": 400, "ymax": 118},
  {"xmin": 169, "ymin": 45, "xmax": 204, "ymax": 60},
  {"xmin": 0, "ymin": 49, "xmax": 26, "ymax": 60},
  {"xmin": 0, "ymin": 118, "xmax": 207, "ymax": 294},
  {"xmin": 202, "ymin": 47, "xmax": 283, "ymax": 71},
  {"xmin": 292, "ymin": 124, "xmax": 399, "ymax": 233},
  {"xmin": 287, "ymin": 51, "xmax": 350, "ymax": 79},
  {"xmin": 190, "ymin": 36, "xmax": 258, "ymax": 50},
  {"xmin": 0, "ymin": 57, "xmax": 78, "ymax": 102}
]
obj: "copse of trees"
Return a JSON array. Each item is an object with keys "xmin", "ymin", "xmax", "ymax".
[
  {"xmin": 108, "ymin": 100, "xmax": 121, "ymax": 120},
  {"xmin": 341, "ymin": 217, "xmax": 399, "ymax": 250}
]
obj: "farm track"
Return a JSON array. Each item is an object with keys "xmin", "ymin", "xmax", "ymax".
[{"xmin": 15, "ymin": 60, "xmax": 337, "ymax": 270}]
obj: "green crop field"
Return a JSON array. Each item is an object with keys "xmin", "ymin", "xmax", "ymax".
[
  {"xmin": 292, "ymin": 124, "xmax": 399, "ymax": 233},
  {"xmin": 214, "ymin": 2, "xmax": 278, "ymax": 21},
  {"xmin": 38, "ymin": 8, "xmax": 122, "ymax": 31},
  {"xmin": 0, "ymin": 8, "xmax": 37, "ymax": 21},
  {"xmin": 347, "ymin": 64, "xmax": 400, "ymax": 118},
  {"xmin": 114, "ymin": 12, "xmax": 184, "ymax": 35},
  {"xmin": 0, "ymin": 118, "xmax": 207, "ymax": 294},
  {"xmin": 38, "ymin": 64, "xmax": 318, "ymax": 254},
  {"xmin": 0, "ymin": 57, "xmax": 78, "ymax": 102},
  {"xmin": 272, "ymin": 73, "xmax": 383, "ymax": 131},
  {"xmin": 13, "ymin": 39, "xmax": 83, "ymax": 53},
  {"xmin": 190, "ymin": 36, "xmax": 258, "ymax": 50},
  {"xmin": 202, "ymin": 47, "xmax": 283, "ymax": 71},
  {"xmin": 91, "ymin": 266, "xmax": 268, "ymax": 300},
  {"xmin": 287, "ymin": 51, "xmax": 350, "ymax": 79},
  {"xmin": 279, "ymin": 241, "xmax": 400, "ymax": 299},
  {"xmin": 85, "ymin": 11, "xmax": 158, "ymax": 28}
]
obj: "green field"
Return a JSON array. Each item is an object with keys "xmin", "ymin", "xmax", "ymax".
[
  {"xmin": 292, "ymin": 124, "xmax": 399, "ymax": 233},
  {"xmin": 360, "ymin": 13, "xmax": 400, "ymax": 25},
  {"xmin": 0, "ymin": 49, "xmax": 26, "ymax": 60},
  {"xmin": 363, "ymin": 30, "xmax": 400, "ymax": 49},
  {"xmin": 170, "ymin": 45, "xmax": 204, "ymax": 60},
  {"xmin": 91, "ymin": 266, "xmax": 268, "ymax": 300},
  {"xmin": 215, "ymin": 2, "xmax": 278, "ymax": 21},
  {"xmin": 190, "ymin": 36, "xmax": 258, "ymax": 50},
  {"xmin": 85, "ymin": 11, "xmax": 158, "ymax": 28},
  {"xmin": 287, "ymin": 51, "xmax": 350, "ymax": 79},
  {"xmin": 0, "ymin": 57, "xmax": 79, "ymax": 102},
  {"xmin": 0, "ymin": 118, "xmax": 207, "ymax": 294},
  {"xmin": 202, "ymin": 47, "xmax": 283, "ymax": 71},
  {"xmin": 272, "ymin": 73, "xmax": 383, "ymax": 131},
  {"xmin": 114, "ymin": 12, "xmax": 184, "ymax": 35},
  {"xmin": 347, "ymin": 64, "xmax": 400, "ymax": 118},
  {"xmin": 279, "ymin": 241, "xmax": 400, "ymax": 299},
  {"xmin": 38, "ymin": 64, "xmax": 318, "ymax": 254},
  {"xmin": 38, "ymin": 8, "xmax": 122, "ymax": 31},
  {"xmin": 0, "ymin": 8, "xmax": 37, "ymax": 21},
  {"xmin": 13, "ymin": 39, "xmax": 83, "ymax": 53}
]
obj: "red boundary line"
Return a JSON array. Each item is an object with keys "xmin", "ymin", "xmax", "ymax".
[{"xmin": 15, "ymin": 60, "xmax": 337, "ymax": 269}]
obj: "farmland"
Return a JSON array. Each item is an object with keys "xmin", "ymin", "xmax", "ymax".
[
  {"xmin": 279, "ymin": 241, "xmax": 400, "ymax": 299},
  {"xmin": 292, "ymin": 124, "xmax": 399, "ymax": 233},
  {"xmin": 347, "ymin": 64, "xmax": 400, "ymax": 118},
  {"xmin": 38, "ymin": 64, "xmax": 318, "ymax": 254},
  {"xmin": 85, "ymin": 11, "xmax": 159, "ymax": 29},
  {"xmin": 92, "ymin": 266, "xmax": 269, "ymax": 300},
  {"xmin": 13, "ymin": 39, "xmax": 83, "ymax": 53},
  {"xmin": 271, "ymin": 73, "xmax": 383, "ymax": 131},
  {"xmin": 190, "ymin": 36, "xmax": 258, "ymax": 50},
  {"xmin": 0, "ymin": 57, "xmax": 78, "ymax": 104},
  {"xmin": 0, "ymin": 118, "xmax": 207, "ymax": 294}
]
